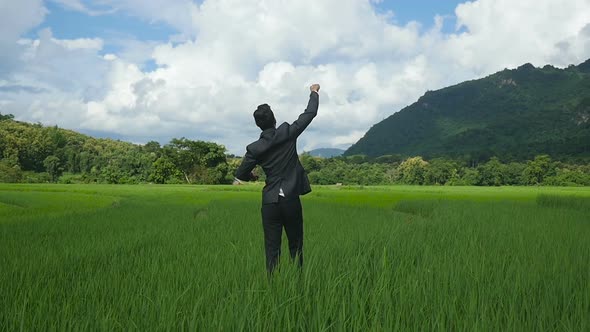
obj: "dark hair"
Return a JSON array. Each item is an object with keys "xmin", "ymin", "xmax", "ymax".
[{"xmin": 253, "ymin": 104, "xmax": 276, "ymax": 130}]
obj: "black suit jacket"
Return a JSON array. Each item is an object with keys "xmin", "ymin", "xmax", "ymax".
[{"xmin": 235, "ymin": 92, "xmax": 319, "ymax": 203}]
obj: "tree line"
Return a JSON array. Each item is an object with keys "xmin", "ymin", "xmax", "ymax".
[
  {"xmin": 298, "ymin": 154, "xmax": 590, "ymax": 186},
  {"xmin": 1, "ymin": 113, "xmax": 589, "ymax": 186},
  {"xmin": 0, "ymin": 115, "xmax": 228, "ymax": 184}
]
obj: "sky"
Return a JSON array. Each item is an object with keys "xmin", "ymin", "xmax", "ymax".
[{"xmin": 1, "ymin": 0, "xmax": 590, "ymax": 155}]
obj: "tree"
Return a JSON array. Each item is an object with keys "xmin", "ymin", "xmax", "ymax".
[
  {"xmin": 165, "ymin": 138, "xmax": 228, "ymax": 184},
  {"xmin": 0, "ymin": 160, "xmax": 22, "ymax": 183},
  {"xmin": 203, "ymin": 163, "xmax": 230, "ymax": 184},
  {"xmin": 143, "ymin": 141, "xmax": 162, "ymax": 156},
  {"xmin": 396, "ymin": 157, "xmax": 428, "ymax": 185},
  {"xmin": 454, "ymin": 168, "xmax": 479, "ymax": 186},
  {"xmin": 374, "ymin": 154, "xmax": 404, "ymax": 164},
  {"xmin": 0, "ymin": 113, "xmax": 15, "ymax": 121},
  {"xmin": 101, "ymin": 163, "xmax": 126, "ymax": 184},
  {"xmin": 345, "ymin": 155, "xmax": 368, "ymax": 164},
  {"xmin": 150, "ymin": 157, "xmax": 180, "ymax": 184},
  {"xmin": 43, "ymin": 155, "xmax": 63, "ymax": 182},
  {"xmin": 505, "ymin": 162, "xmax": 526, "ymax": 185},
  {"xmin": 477, "ymin": 157, "xmax": 507, "ymax": 186},
  {"xmin": 308, "ymin": 158, "xmax": 347, "ymax": 185},
  {"xmin": 522, "ymin": 155, "xmax": 554, "ymax": 185},
  {"xmin": 300, "ymin": 153, "xmax": 322, "ymax": 172},
  {"xmin": 424, "ymin": 159, "xmax": 457, "ymax": 185},
  {"xmin": 544, "ymin": 168, "xmax": 590, "ymax": 186}
]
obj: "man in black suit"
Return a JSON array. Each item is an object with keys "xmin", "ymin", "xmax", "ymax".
[{"xmin": 234, "ymin": 84, "xmax": 320, "ymax": 274}]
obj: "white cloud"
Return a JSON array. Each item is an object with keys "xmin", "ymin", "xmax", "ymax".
[
  {"xmin": 0, "ymin": 0, "xmax": 47, "ymax": 43},
  {"xmin": 49, "ymin": 0, "xmax": 115, "ymax": 16},
  {"xmin": 447, "ymin": 0, "xmax": 590, "ymax": 70},
  {"xmin": 103, "ymin": 53, "xmax": 117, "ymax": 61},
  {"xmin": 2, "ymin": 0, "xmax": 590, "ymax": 155},
  {"xmin": 13, "ymin": 28, "xmax": 109, "ymax": 98},
  {"xmin": 0, "ymin": 0, "xmax": 47, "ymax": 74},
  {"xmin": 52, "ymin": 36, "xmax": 104, "ymax": 50},
  {"xmin": 95, "ymin": 0, "xmax": 200, "ymax": 37}
]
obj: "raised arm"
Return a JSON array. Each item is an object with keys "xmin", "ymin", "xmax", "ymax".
[
  {"xmin": 288, "ymin": 84, "xmax": 320, "ymax": 139},
  {"xmin": 234, "ymin": 150, "xmax": 258, "ymax": 182}
]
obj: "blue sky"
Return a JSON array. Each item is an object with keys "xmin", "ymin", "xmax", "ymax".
[
  {"xmin": 29, "ymin": 1, "xmax": 467, "ymax": 73},
  {"xmin": 375, "ymin": 1, "xmax": 464, "ymax": 30},
  {"xmin": 40, "ymin": 3, "xmax": 175, "ymax": 40},
  {"xmin": 36, "ymin": 1, "xmax": 466, "ymax": 51},
  {"xmin": 29, "ymin": 1, "xmax": 176, "ymax": 58}
]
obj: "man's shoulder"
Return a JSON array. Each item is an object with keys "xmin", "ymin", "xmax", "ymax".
[
  {"xmin": 277, "ymin": 122, "xmax": 295, "ymax": 136},
  {"xmin": 247, "ymin": 137, "xmax": 271, "ymax": 156},
  {"xmin": 246, "ymin": 140, "xmax": 260, "ymax": 154},
  {"xmin": 248, "ymin": 124, "xmax": 293, "ymax": 155}
]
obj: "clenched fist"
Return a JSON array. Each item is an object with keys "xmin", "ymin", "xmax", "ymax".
[{"xmin": 310, "ymin": 84, "xmax": 320, "ymax": 93}]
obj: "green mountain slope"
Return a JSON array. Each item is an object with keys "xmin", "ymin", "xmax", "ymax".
[
  {"xmin": 0, "ymin": 116, "xmax": 228, "ymax": 184},
  {"xmin": 345, "ymin": 60, "xmax": 590, "ymax": 162}
]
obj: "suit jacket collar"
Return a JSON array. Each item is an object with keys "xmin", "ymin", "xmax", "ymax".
[{"xmin": 260, "ymin": 127, "xmax": 276, "ymax": 139}]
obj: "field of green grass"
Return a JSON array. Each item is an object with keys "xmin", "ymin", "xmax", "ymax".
[{"xmin": 1, "ymin": 184, "xmax": 589, "ymax": 330}]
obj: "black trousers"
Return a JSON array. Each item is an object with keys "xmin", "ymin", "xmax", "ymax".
[{"xmin": 261, "ymin": 196, "xmax": 303, "ymax": 274}]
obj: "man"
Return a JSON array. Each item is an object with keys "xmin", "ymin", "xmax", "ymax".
[{"xmin": 234, "ymin": 83, "xmax": 320, "ymax": 274}]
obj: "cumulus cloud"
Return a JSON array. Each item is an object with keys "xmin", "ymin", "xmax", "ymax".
[
  {"xmin": 49, "ymin": 0, "xmax": 115, "ymax": 16},
  {"xmin": 0, "ymin": 0, "xmax": 47, "ymax": 74},
  {"xmin": 447, "ymin": 0, "xmax": 590, "ymax": 70},
  {"xmin": 15, "ymin": 28, "xmax": 108, "ymax": 98},
  {"xmin": 95, "ymin": 0, "xmax": 200, "ymax": 38},
  {"xmin": 2, "ymin": 0, "xmax": 590, "ymax": 154}
]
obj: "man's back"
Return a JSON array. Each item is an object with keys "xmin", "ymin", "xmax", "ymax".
[
  {"xmin": 234, "ymin": 85, "xmax": 320, "ymax": 274},
  {"xmin": 235, "ymin": 91, "xmax": 319, "ymax": 203}
]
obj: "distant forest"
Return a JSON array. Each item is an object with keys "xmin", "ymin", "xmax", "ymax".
[{"xmin": 1, "ymin": 114, "xmax": 589, "ymax": 186}]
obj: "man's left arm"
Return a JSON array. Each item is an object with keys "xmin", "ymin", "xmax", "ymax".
[
  {"xmin": 288, "ymin": 85, "xmax": 320, "ymax": 139},
  {"xmin": 234, "ymin": 150, "xmax": 258, "ymax": 183}
]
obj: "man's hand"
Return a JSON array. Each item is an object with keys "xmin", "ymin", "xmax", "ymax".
[
  {"xmin": 233, "ymin": 172, "xmax": 258, "ymax": 185},
  {"xmin": 310, "ymin": 84, "xmax": 320, "ymax": 93},
  {"xmin": 250, "ymin": 172, "xmax": 259, "ymax": 181}
]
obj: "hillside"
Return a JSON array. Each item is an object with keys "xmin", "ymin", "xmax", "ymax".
[
  {"xmin": 0, "ymin": 116, "xmax": 228, "ymax": 184},
  {"xmin": 345, "ymin": 60, "xmax": 590, "ymax": 162}
]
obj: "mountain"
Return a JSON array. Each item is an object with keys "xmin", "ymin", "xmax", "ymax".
[
  {"xmin": 305, "ymin": 148, "xmax": 345, "ymax": 158},
  {"xmin": 345, "ymin": 60, "xmax": 590, "ymax": 162}
]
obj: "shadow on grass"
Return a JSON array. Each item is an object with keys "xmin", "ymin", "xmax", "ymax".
[
  {"xmin": 536, "ymin": 194, "xmax": 590, "ymax": 211},
  {"xmin": 393, "ymin": 199, "xmax": 442, "ymax": 218}
]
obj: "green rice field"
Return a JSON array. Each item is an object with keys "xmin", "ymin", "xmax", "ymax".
[{"xmin": 1, "ymin": 184, "xmax": 589, "ymax": 330}]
